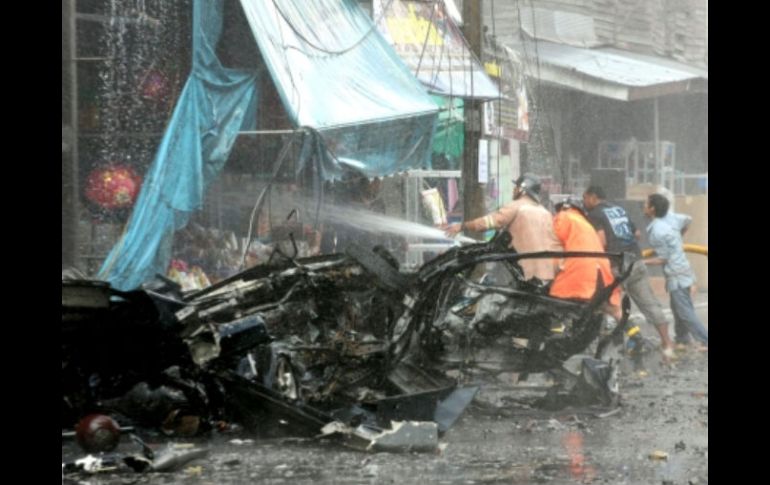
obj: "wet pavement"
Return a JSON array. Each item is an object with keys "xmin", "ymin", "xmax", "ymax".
[{"xmin": 62, "ymin": 296, "xmax": 707, "ymax": 485}]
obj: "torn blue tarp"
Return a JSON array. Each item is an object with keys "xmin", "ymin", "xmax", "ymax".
[
  {"xmin": 238, "ymin": 0, "xmax": 439, "ymax": 176},
  {"xmin": 99, "ymin": 0, "xmax": 442, "ymax": 291},
  {"xmin": 98, "ymin": 0, "xmax": 259, "ymax": 291},
  {"xmin": 239, "ymin": 0, "xmax": 438, "ymax": 128}
]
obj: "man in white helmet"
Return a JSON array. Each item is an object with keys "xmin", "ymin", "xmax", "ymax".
[{"xmin": 444, "ymin": 174, "xmax": 562, "ymax": 283}]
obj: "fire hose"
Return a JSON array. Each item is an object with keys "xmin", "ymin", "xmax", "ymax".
[{"xmin": 641, "ymin": 243, "xmax": 708, "ymax": 258}]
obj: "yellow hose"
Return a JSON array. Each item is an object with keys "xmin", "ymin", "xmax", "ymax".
[{"xmin": 642, "ymin": 243, "xmax": 708, "ymax": 258}]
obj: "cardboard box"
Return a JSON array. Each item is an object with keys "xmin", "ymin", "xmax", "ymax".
[
  {"xmin": 675, "ymin": 194, "xmax": 708, "ymax": 290},
  {"xmin": 625, "ymin": 186, "xmax": 708, "ymax": 291}
]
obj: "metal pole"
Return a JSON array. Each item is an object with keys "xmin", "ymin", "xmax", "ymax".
[
  {"xmin": 653, "ymin": 97, "xmax": 660, "ymax": 186},
  {"xmin": 461, "ymin": 0, "xmax": 486, "ymax": 237},
  {"xmin": 65, "ymin": 0, "xmax": 80, "ymax": 269}
]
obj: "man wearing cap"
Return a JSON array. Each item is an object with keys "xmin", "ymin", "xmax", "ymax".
[{"xmin": 444, "ymin": 174, "xmax": 562, "ymax": 283}]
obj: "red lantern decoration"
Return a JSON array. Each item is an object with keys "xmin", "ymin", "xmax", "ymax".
[{"xmin": 85, "ymin": 165, "xmax": 142, "ymax": 210}]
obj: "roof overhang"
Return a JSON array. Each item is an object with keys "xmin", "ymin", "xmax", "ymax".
[{"xmin": 516, "ymin": 40, "xmax": 708, "ymax": 101}]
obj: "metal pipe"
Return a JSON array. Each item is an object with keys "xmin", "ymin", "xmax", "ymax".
[
  {"xmin": 653, "ymin": 97, "xmax": 660, "ymax": 186},
  {"xmin": 237, "ymin": 129, "xmax": 300, "ymax": 135},
  {"xmin": 68, "ymin": 0, "xmax": 80, "ymax": 270}
]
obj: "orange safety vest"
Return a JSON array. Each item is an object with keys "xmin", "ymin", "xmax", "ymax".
[{"xmin": 549, "ymin": 208, "xmax": 620, "ymax": 306}]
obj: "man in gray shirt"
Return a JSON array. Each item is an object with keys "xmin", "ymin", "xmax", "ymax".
[{"xmin": 644, "ymin": 194, "xmax": 708, "ymax": 350}]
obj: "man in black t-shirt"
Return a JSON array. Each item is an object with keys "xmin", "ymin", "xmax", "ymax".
[{"xmin": 583, "ymin": 186, "xmax": 675, "ymax": 359}]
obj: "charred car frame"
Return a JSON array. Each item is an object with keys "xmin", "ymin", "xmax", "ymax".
[{"xmin": 62, "ymin": 241, "xmax": 631, "ymax": 442}]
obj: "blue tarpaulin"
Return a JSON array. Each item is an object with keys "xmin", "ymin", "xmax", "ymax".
[
  {"xmin": 99, "ymin": 0, "xmax": 440, "ymax": 290},
  {"xmin": 98, "ymin": 0, "xmax": 259, "ymax": 291},
  {"xmin": 239, "ymin": 0, "xmax": 439, "ymax": 176},
  {"xmin": 240, "ymin": 0, "xmax": 438, "ymax": 128}
]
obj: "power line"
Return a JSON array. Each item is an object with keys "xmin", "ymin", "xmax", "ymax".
[
  {"xmin": 415, "ymin": 0, "xmax": 440, "ymax": 78},
  {"xmin": 513, "ymin": 0, "xmax": 563, "ymax": 183},
  {"xmin": 270, "ymin": 0, "xmax": 396, "ymax": 57}
]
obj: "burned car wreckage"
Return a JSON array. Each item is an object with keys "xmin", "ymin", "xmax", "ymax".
[{"xmin": 63, "ymin": 240, "xmax": 632, "ymax": 450}]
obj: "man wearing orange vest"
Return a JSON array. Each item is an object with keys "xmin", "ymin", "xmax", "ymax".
[{"xmin": 549, "ymin": 198, "xmax": 621, "ymax": 319}]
